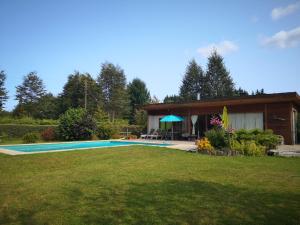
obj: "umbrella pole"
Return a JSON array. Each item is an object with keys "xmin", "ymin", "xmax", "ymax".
[{"xmin": 172, "ymin": 122, "xmax": 174, "ymax": 140}]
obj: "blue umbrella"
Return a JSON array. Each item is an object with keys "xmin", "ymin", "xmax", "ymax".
[
  {"xmin": 160, "ymin": 115, "xmax": 184, "ymax": 122},
  {"xmin": 160, "ymin": 115, "xmax": 184, "ymax": 140}
]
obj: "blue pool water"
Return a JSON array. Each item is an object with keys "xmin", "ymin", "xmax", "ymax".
[{"xmin": 1, "ymin": 141, "xmax": 171, "ymax": 153}]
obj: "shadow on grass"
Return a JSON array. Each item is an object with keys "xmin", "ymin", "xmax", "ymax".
[
  {"xmin": 83, "ymin": 180, "xmax": 299, "ymax": 225},
  {"xmin": 1, "ymin": 180, "xmax": 299, "ymax": 225}
]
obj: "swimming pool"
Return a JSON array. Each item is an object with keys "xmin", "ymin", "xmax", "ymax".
[{"xmin": 0, "ymin": 141, "xmax": 171, "ymax": 153}]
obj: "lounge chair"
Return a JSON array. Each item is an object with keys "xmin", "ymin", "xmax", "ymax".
[
  {"xmin": 149, "ymin": 130, "xmax": 162, "ymax": 140},
  {"xmin": 140, "ymin": 129, "xmax": 154, "ymax": 139}
]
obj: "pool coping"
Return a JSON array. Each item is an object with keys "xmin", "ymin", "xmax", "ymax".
[{"xmin": 0, "ymin": 139, "xmax": 189, "ymax": 155}]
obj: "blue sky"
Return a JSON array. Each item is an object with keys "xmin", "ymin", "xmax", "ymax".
[{"xmin": 1, "ymin": 0, "xmax": 300, "ymax": 111}]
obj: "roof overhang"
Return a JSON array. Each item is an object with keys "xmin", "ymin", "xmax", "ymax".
[{"xmin": 143, "ymin": 92, "xmax": 300, "ymax": 111}]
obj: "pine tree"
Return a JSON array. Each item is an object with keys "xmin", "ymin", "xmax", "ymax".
[
  {"xmin": 15, "ymin": 72, "xmax": 46, "ymax": 104},
  {"xmin": 127, "ymin": 78, "xmax": 150, "ymax": 124},
  {"xmin": 204, "ymin": 51, "xmax": 235, "ymax": 98},
  {"xmin": 97, "ymin": 62, "xmax": 129, "ymax": 121},
  {"xmin": 0, "ymin": 70, "xmax": 8, "ymax": 111},
  {"xmin": 163, "ymin": 95, "xmax": 182, "ymax": 103},
  {"xmin": 179, "ymin": 59, "xmax": 205, "ymax": 101},
  {"xmin": 14, "ymin": 72, "xmax": 46, "ymax": 117}
]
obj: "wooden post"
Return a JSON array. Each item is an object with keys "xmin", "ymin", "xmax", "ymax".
[
  {"xmin": 264, "ymin": 104, "xmax": 268, "ymax": 130},
  {"xmin": 187, "ymin": 110, "xmax": 191, "ymax": 134},
  {"xmin": 205, "ymin": 114, "xmax": 208, "ymax": 131}
]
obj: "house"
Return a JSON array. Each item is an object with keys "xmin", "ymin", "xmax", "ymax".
[{"xmin": 143, "ymin": 92, "xmax": 300, "ymax": 144}]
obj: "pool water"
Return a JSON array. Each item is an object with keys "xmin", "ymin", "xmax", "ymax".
[{"xmin": 1, "ymin": 141, "xmax": 171, "ymax": 153}]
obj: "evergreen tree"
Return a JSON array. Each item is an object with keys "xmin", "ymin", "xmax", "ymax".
[
  {"xmin": 127, "ymin": 78, "xmax": 150, "ymax": 124},
  {"xmin": 163, "ymin": 95, "xmax": 182, "ymax": 103},
  {"xmin": 97, "ymin": 62, "xmax": 129, "ymax": 121},
  {"xmin": 150, "ymin": 95, "xmax": 160, "ymax": 104},
  {"xmin": 14, "ymin": 72, "xmax": 46, "ymax": 117},
  {"xmin": 59, "ymin": 71, "xmax": 101, "ymax": 114},
  {"xmin": 0, "ymin": 70, "xmax": 8, "ymax": 111},
  {"xmin": 234, "ymin": 87, "xmax": 249, "ymax": 96},
  {"xmin": 33, "ymin": 93, "xmax": 60, "ymax": 119},
  {"xmin": 15, "ymin": 72, "xmax": 46, "ymax": 104},
  {"xmin": 179, "ymin": 59, "xmax": 205, "ymax": 101},
  {"xmin": 204, "ymin": 51, "xmax": 235, "ymax": 98}
]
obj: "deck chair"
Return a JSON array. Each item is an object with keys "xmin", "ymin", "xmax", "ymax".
[{"xmin": 140, "ymin": 129, "xmax": 155, "ymax": 139}]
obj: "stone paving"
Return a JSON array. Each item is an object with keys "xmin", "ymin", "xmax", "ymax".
[{"xmin": 270, "ymin": 144, "xmax": 300, "ymax": 157}]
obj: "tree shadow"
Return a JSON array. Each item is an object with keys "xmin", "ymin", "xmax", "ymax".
[{"xmin": 83, "ymin": 180, "xmax": 299, "ymax": 225}]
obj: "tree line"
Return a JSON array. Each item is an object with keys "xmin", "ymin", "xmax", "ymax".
[
  {"xmin": 0, "ymin": 51, "xmax": 265, "ymax": 124},
  {"xmin": 164, "ymin": 50, "xmax": 264, "ymax": 103}
]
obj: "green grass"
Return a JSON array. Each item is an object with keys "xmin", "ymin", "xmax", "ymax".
[{"xmin": 0, "ymin": 146, "xmax": 299, "ymax": 225}]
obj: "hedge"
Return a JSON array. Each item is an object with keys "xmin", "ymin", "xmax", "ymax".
[{"xmin": 0, "ymin": 124, "xmax": 58, "ymax": 138}]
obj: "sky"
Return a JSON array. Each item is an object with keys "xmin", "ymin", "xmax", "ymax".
[{"xmin": 1, "ymin": 0, "xmax": 300, "ymax": 111}]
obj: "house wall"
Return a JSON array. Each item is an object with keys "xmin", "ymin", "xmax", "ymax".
[{"xmin": 147, "ymin": 102, "xmax": 295, "ymax": 144}]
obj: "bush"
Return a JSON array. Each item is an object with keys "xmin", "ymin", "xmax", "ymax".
[
  {"xmin": 57, "ymin": 108, "xmax": 97, "ymax": 141},
  {"xmin": 96, "ymin": 123, "xmax": 117, "ymax": 140},
  {"xmin": 205, "ymin": 128, "xmax": 227, "ymax": 149},
  {"xmin": 235, "ymin": 129, "xmax": 280, "ymax": 150},
  {"xmin": 231, "ymin": 139, "xmax": 265, "ymax": 156},
  {"xmin": 22, "ymin": 132, "xmax": 39, "ymax": 143},
  {"xmin": 0, "ymin": 124, "xmax": 57, "ymax": 138},
  {"xmin": 196, "ymin": 137, "xmax": 214, "ymax": 153},
  {"xmin": 40, "ymin": 127, "xmax": 56, "ymax": 141},
  {"xmin": 0, "ymin": 116, "xmax": 57, "ymax": 125}
]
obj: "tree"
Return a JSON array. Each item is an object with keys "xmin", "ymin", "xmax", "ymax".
[
  {"xmin": 0, "ymin": 70, "xmax": 8, "ymax": 111},
  {"xmin": 14, "ymin": 72, "xmax": 46, "ymax": 117},
  {"xmin": 134, "ymin": 109, "xmax": 148, "ymax": 130},
  {"xmin": 234, "ymin": 87, "xmax": 249, "ymax": 96},
  {"xmin": 253, "ymin": 89, "xmax": 265, "ymax": 95},
  {"xmin": 179, "ymin": 59, "xmax": 205, "ymax": 101},
  {"xmin": 204, "ymin": 50, "xmax": 235, "ymax": 98},
  {"xmin": 97, "ymin": 62, "xmax": 129, "ymax": 121},
  {"xmin": 163, "ymin": 95, "xmax": 182, "ymax": 103},
  {"xmin": 150, "ymin": 95, "xmax": 160, "ymax": 104},
  {"xmin": 33, "ymin": 93, "xmax": 60, "ymax": 119},
  {"xmin": 127, "ymin": 78, "xmax": 150, "ymax": 124},
  {"xmin": 15, "ymin": 72, "xmax": 46, "ymax": 104},
  {"xmin": 59, "ymin": 71, "xmax": 101, "ymax": 114}
]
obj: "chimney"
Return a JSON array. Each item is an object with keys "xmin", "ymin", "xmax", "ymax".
[{"xmin": 197, "ymin": 93, "xmax": 201, "ymax": 100}]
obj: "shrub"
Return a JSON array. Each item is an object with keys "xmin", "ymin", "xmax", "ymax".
[
  {"xmin": 0, "ymin": 116, "xmax": 58, "ymax": 125},
  {"xmin": 196, "ymin": 137, "xmax": 214, "ymax": 153},
  {"xmin": 57, "ymin": 108, "xmax": 97, "ymax": 141},
  {"xmin": 0, "ymin": 124, "xmax": 57, "ymax": 138},
  {"xmin": 235, "ymin": 129, "xmax": 280, "ymax": 150},
  {"xmin": 111, "ymin": 133, "xmax": 122, "ymax": 139},
  {"xmin": 231, "ymin": 139, "xmax": 265, "ymax": 156},
  {"xmin": 40, "ymin": 127, "xmax": 56, "ymax": 141},
  {"xmin": 96, "ymin": 123, "xmax": 117, "ymax": 140},
  {"xmin": 205, "ymin": 128, "xmax": 227, "ymax": 149},
  {"xmin": 125, "ymin": 134, "xmax": 138, "ymax": 140},
  {"xmin": 22, "ymin": 132, "xmax": 39, "ymax": 143}
]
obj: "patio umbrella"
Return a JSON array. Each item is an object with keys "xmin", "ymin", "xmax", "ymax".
[{"xmin": 160, "ymin": 115, "xmax": 184, "ymax": 140}]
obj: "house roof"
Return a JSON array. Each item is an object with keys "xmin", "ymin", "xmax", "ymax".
[{"xmin": 143, "ymin": 92, "xmax": 300, "ymax": 111}]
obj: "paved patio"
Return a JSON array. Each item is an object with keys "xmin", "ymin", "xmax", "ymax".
[{"xmin": 270, "ymin": 145, "xmax": 300, "ymax": 157}]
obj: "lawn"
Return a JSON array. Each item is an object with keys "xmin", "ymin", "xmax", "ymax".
[{"xmin": 0, "ymin": 146, "xmax": 299, "ymax": 225}]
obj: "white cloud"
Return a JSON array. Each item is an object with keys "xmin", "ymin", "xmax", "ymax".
[
  {"xmin": 262, "ymin": 26, "xmax": 300, "ymax": 48},
  {"xmin": 197, "ymin": 41, "xmax": 239, "ymax": 57},
  {"xmin": 271, "ymin": 1, "xmax": 300, "ymax": 20}
]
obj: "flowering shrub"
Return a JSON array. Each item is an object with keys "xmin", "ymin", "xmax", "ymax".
[
  {"xmin": 210, "ymin": 116, "xmax": 223, "ymax": 127},
  {"xmin": 41, "ymin": 127, "xmax": 56, "ymax": 141},
  {"xmin": 196, "ymin": 137, "xmax": 214, "ymax": 153}
]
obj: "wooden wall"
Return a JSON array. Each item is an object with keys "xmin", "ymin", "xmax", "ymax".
[{"xmin": 147, "ymin": 102, "xmax": 295, "ymax": 144}]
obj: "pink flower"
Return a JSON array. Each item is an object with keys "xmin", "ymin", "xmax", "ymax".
[{"xmin": 210, "ymin": 116, "xmax": 223, "ymax": 127}]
